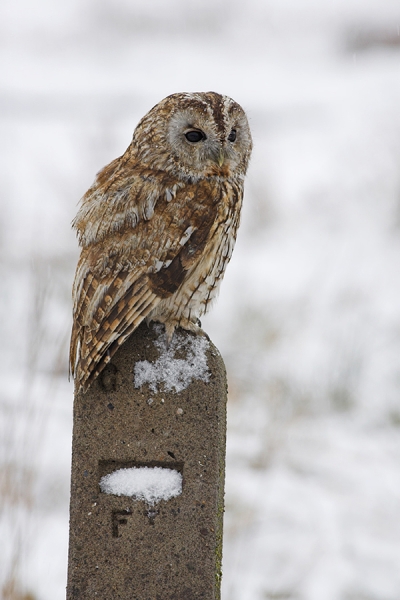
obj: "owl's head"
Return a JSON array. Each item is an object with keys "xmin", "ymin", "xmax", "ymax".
[{"xmin": 132, "ymin": 92, "xmax": 252, "ymax": 180}]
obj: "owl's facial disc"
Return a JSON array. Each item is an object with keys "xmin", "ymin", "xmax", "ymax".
[
  {"xmin": 131, "ymin": 92, "xmax": 252, "ymax": 179},
  {"xmin": 167, "ymin": 111, "xmax": 247, "ymax": 177}
]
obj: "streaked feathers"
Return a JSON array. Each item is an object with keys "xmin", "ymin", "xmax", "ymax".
[{"xmin": 70, "ymin": 92, "xmax": 252, "ymax": 391}]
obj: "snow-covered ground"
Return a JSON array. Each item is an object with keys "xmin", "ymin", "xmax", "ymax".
[{"xmin": 1, "ymin": 0, "xmax": 400, "ymax": 598}]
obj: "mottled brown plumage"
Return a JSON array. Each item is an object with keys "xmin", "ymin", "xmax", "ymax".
[{"xmin": 70, "ymin": 92, "xmax": 252, "ymax": 391}]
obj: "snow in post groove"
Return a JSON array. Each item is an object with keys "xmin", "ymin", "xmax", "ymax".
[{"xmin": 99, "ymin": 466, "xmax": 182, "ymax": 506}]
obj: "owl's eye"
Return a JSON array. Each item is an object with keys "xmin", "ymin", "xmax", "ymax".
[
  {"xmin": 185, "ymin": 130, "xmax": 206, "ymax": 143},
  {"xmin": 228, "ymin": 129, "xmax": 237, "ymax": 142}
]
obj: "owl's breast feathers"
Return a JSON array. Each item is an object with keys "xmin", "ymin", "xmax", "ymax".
[{"xmin": 70, "ymin": 156, "xmax": 243, "ymax": 390}]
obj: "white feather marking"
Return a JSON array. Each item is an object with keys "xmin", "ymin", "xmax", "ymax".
[
  {"xmin": 154, "ymin": 258, "xmax": 173, "ymax": 272},
  {"xmin": 178, "ymin": 226, "xmax": 195, "ymax": 247}
]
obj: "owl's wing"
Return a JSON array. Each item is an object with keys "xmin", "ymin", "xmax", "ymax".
[{"xmin": 70, "ymin": 165, "xmax": 220, "ymax": 391}]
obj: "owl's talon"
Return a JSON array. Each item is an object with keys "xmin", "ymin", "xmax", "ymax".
[{"xmin": 164, "ymin": 323, "xmax": 175, "ymax": 348}]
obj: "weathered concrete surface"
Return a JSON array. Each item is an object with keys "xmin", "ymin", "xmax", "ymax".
[{"xmin": 66, "ymin": 322, "xmax": 227, "ymax": 600}]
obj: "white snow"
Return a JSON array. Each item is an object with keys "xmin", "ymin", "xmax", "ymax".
[
  {"xmin": 100, "ymin": 467, "xmax": 182, "ymax": 506},
  {"xmin": 134, "ymin": 324, "xmax": 210, "ymax": 393}
]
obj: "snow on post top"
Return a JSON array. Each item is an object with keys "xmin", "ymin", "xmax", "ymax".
[
  {"xmin": 99, "ymin": 466, "xmax": 182, "ymax": 506},
  {"xmin": 134, "ymin": 324, "xmax": 210, "ymax": 393}
]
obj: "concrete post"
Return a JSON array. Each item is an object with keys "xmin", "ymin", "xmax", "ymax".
[{"xmin": 66, "ymin": 322, "xmax": 227, "ymax": 599}]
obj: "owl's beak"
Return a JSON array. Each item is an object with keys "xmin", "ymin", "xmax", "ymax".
[
  {"xmin": 210, "ymin": 148, "xmax": 226, "ymax": 168},
  {"xmin": 215, "ymin": 149, "xmax": 225, "ymax": 167}
]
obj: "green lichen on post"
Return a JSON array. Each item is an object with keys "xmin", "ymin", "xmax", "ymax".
[
  {"xmin": 214, "ymin": 479, "xmax": 225, "ymax": 596},
  {"xmin": 215, "ymin": 497, "xmax": 225, "ymax": 597}
]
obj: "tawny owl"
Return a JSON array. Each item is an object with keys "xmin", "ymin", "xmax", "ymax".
[{"xmin": 70, "ymin": 91, "xmax": 252, "ymax": 391}]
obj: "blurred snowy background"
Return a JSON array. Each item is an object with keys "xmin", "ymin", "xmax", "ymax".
[{"xmin": 1, "ymin": 0, "xmax": 400, "ymax": 598}]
